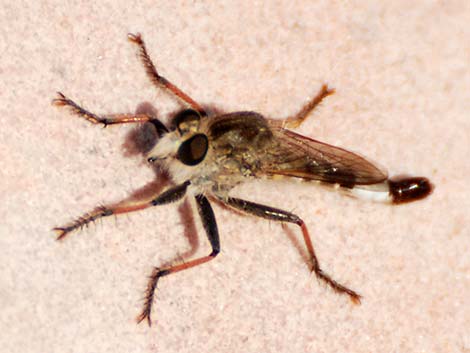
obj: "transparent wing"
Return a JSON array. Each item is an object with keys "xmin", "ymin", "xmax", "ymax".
[{"xmin": 260, "ymin": 126, "xmax": 387, "ymax": 187}]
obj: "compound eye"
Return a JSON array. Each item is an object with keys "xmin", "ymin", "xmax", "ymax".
[
  {"xmin": 172, "ymin": 109, "xmax": 201, "ymax": 134},
  {"xmin": 177, "ymin": 134, "xmax": 209, "ymax": 166}
]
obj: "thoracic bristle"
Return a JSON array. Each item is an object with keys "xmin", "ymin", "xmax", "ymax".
[{"xmin": 389, "ymin": 177, "xmax": 433, "ymax": 204}]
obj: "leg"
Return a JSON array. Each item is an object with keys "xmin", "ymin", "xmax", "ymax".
[
  {"xmin": 128, "ymin": 33, "xmax": 206, "ymax": 116},
  {"xmin": 137, "ymin": 194, "xmax": 220, "ymax": 326},
  {"xmin": 53, "ymin": 92, "xmax": 169, "ymax": 135},
  {"xmin": 54, "ymin": 181, "xmax": 190, "ymax": 240},
  {"xmin": 282, "ymin": 84, "xmax": 335, "ymax": 129},
  {"xmin": 221, "ymin": 197, "xmax": 361, "ymax": 304}
]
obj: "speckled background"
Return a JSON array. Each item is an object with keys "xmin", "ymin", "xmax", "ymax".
[{"xmin": 1, "ymin": 1, "xmax": 469, "ymax": 352}]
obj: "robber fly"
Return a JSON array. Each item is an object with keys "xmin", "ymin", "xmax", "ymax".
[{"xmin": 53, "ymin": 33, "xmax": 433, "ymax": 326}]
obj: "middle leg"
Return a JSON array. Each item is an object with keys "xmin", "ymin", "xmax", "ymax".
[
  {"xmin": 128, "ymin": 33, "xmax": 206, "ymax": 116},
  {"xmin": 220, "ymin": 196, "xmax": 361, "ymax": 304}
]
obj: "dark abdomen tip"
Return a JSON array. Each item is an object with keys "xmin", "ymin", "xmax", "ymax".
[{"xmin": 389, "ymin": 177, "xmax": 433, "ymax": 204}]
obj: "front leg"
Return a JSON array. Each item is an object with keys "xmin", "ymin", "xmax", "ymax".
[
  {"xmin": 54, "ymin": 181, "xmax": 190, "ymax": 240},
  {"xmin": 220, "ymin": 197, "xmax": 361, "ymax": 304},
  {"xmin": 52, "ymin": 92, "xmax": 169, "ymax": 135}
]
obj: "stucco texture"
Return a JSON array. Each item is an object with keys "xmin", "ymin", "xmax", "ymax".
[{"xmin": 1, "ymin": 2, "xmax": 469, "ymax": 352}]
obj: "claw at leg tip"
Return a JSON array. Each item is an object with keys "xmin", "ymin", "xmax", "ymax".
[
  {"xmin": 136, "ymin": 313, "xmax": 152, "ymax": 327},
  {"xmin": 52, "ymin": 227, "xmax": 67, "ymax": 241},
  {"xmin": 52, "ymin": 93, "xmax": 65, "ymax": 105},
  {"xmin": 351, "ymin": 295, "xmax": 362, "ymax": 305},
  {"xmin": 127, "ymin": 33, "xmax": 141, "ymax": 42}
]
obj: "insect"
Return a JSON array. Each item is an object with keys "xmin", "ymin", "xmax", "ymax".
[{"xmin": 53, "ymin": 33, "xmax": 433, "ymax": 326}]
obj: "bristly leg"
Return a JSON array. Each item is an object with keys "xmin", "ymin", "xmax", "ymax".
[
  {"xmin": 54, "ymin": 181, "xmax": 191, "ymax": 241},
  {"xmin": 127, "ymin": 33, "xmax": 207, "ymax": 116},
  {"xmin": 137, "ymin": 194, "xmax": 220, "ymax": 326},
  {"xmin": 53, "ymin": 206, "xmax": 114, "ymax": 241},
  {"xmin": 52, "ymin": 92, "xmax": 168, "ymax": 135},
  {"xmin": 220, "ymin": 197, "xmax": 361, "ymax": 304}
]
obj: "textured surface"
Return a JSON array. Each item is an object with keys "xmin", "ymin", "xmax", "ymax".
[{"xmin": 1, "ymin": 1, "xmax": 469, "ymax": 352}]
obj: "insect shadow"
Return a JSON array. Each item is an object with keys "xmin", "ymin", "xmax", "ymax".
[
  {"xmin": 120, "ymin": 105, "xmax": 184, "ymax": 256},
  {"xmin": 121, "ymin": 101, "xmax": 224, "ymax": 267}
]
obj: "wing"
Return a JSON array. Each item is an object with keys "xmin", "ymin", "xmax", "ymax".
[{"xmin": 260, "ymin": 125, "xmax": 387, "ymax": 187}]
